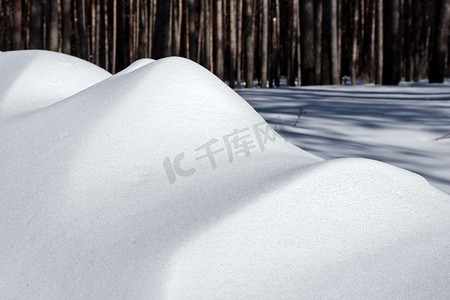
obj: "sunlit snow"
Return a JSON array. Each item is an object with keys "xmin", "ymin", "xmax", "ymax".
[{"xmin": 0, "ymin": 50, "xmax": 449, "ymax": 299}]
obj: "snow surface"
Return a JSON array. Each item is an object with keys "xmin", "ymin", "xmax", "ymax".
[
  {"xmin": 0, "ymin": 50, "xmax": 449, "ymax": 299},
  {"xmin": 240, "ymin": 86, "xmax": 450, "ymax": 194},
  {"xmin": 0, "ymin": 50, "xmax": 111, "ymax": 122}
]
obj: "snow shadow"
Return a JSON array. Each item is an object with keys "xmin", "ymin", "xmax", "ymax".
[{"xmin": 239, "ymin": 87, "xmax": 450, "ymax": 194}]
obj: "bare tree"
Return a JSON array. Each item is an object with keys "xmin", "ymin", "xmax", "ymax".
[
  {"xmin": 287, "ymin": 0, "xmax": 299, "ymax": 86},
  {"xmin": 260, "ymin": 0, "xmax": 269, "ymax": 87},
  {"xmin": 244, "ymin": 0, "xmax": 254, "ymax": 88},
  {"xmin": 215, "ymin": 0, "xmax": 224, "ymax": 80},
  {"xmin": 361, "ymin": 0, "xmax": 375, "ymax": 83},
  {"xmin": 301, "ymin": 0, "xmax": 315, "ymax": 85},
  {"xmin": 187, "ymin": 0, "xmax": 196, "ymax": 61},
  {"xmin": 351, "ymin": 0, "xmax": 359, "ymax": 85},
  {"xmin": 314, "ymin": 0, "xmax": 322, "ymax": 84},
  {"xmin": 375, "ymin": 0, "xmax": 383, "ymax": 83},
  {"xmin": 30, "ymin": 1, "xmax": 43, "ymax": 49},
  {"xmin": 236, "ymin": 0, "xmax": 243, "ymax": 88},
  {"xmin": 12, "ymin": 0, "xmax": 22, "ymax": 50},
  {"xmin": 429, "ymin": 0, "xmax": 450, "ymax": 83},
  {"xmin": 383, "ymin": 0, "xmax": 401, "ymax": 85},
  {"xmin": 273, "ymin": 0, "xmax": 281, "ymax": 86},
  {"xmin": 229, "ymin": 0, "xmax": 237, "ymax": 88}
]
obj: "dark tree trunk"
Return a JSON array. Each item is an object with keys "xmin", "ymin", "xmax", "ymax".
[
  {"xmin": 314, "ymin": 0, "xmax": 322, "ymax": 84},
  {"xmin": 274, "ymin": 0, "xmax": 281, "ymax": 86},
  {"xmin": 75, "ymin": 0, "xmax": 88, "ymax": 60},
  {"xmin": 61, "ymin": 0, "xmax": 72, "ymax": 54},
  {"xmin": 429, "ymin": 0, "xmax": 449, "ymax": 83},
  {"xmin": 215, "ymin": 0, "xmax": 224, "ymax": 80},
  {"xmin": 260, "ymin": 0, "xmax": 269, "ymax": 88},
  {"xmin": 361, "ymin": 0, "xmax": 375, "ymax": 83},
  {"xmin": 244, "ymin": 0, "xmax": 254, "ymax": 88},
  {"xmin": 48, "ymin": 0, "xmax": 59, "ymax": 51},
  {"xmin": 12, "ymin": 0, "xmax": 22, "ymax": 50},
  {"xmin": 330, "ymin": 0, "xmax": 339, "ymax": 84},
  {"xmin": 153, "ymin": 0, "xmax": 171, "ymax": 59},
  {"xmin": 287, "ymin": 0, "xmax": 299, "ymax": 86},
  {"xmin": 350, "ymin": 0, "xmax": 359, "ymax": 85},
  {"xmin": 188, "ymin": 0, "xmax": 197, "ymax": 61},
  {"xmin": 229, "ymin": 0, "xmax": 237, "ymax": 88},
  {"xmin": 383, "ymin": 0, "xmax": 401, "ymax": 85},
  {"xmin": 300, "ymin": 0, "xmax": 315, "ymax": 85},
  {"xmin": 236, "ymin": 0, "xmax": 243, "ymax": 88},
  {"xmin": 412, "ymin": 0, "xmax": 420, "ymax": 81},
  {"xmin": 30, "ymin": 1, "xmax": 43, "ymax": 49},
  {"xmin": 375, "ymin": 0, "xmax": 383, "ymax": 83}
]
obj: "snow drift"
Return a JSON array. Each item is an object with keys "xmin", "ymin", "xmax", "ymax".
[
  {"xmin": 0, "ymin": 50, "xmax": 449, "ymax": 299},
  {"xmin": 0, "ymin": 50, "xmax": 111, "ymax": 122}
]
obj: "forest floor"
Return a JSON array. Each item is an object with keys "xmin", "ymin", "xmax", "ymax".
[{"xmin": 240, "ymin": 82, "xmax": 450, "ymax": 194}]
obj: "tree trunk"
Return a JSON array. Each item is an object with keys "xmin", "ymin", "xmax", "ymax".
[
  {"xmin": 215, "ymin": 0, "xmax": 224, "ymax": 79},
  {"xmin": 12, "ymin": 0, "xmax": 22, "ymax": 50},
  {"xmin": 103, "ymin": 0, "xmax": 109, "ymax": 70},
  {"xmin": 412, "ymin": 0, "xmax": 420, "ymax": 81},
  {"xmin": 314, "ymin": 0, "xmax": 322, "ymax": 84},
  {"xmin": 429, "ymin": 0, "xmax": 449, "ymax": 83},
  {"xmin": 288, "ymin": 0, "xmax": 299, "ymax": 86},
  {"xmin": 361, "ymin": 0, "xmax": 375, "ymax": 83},
  {"xmin": 229, "ymin": 0, "xmax": 237, "ymax": 88},
  {"xmin": 260, "ymin": 0, "xmax": 269, "ymax": 87},
  {"xmin": 139, "ymin": 0, "xmax": 148, "ymax": 58},
  {"xmin": 330, "ymin": 0, "xmax": 339, "ymax": 84},
  {"xmin": 173, "ymin": 0, "xmax": 180, "ymax": 56},
  {"xmin": 351, "ymin": 0, "xmax": 359, "ymax": 85},
  {"xmin": 188, "ymin": 0, "xmax": 197, "ymax": 61},
  {"xmin": 236, "ymin": 0, "xmax": 243, "ymax": 88},
  {"xmin": 322, "ymin": 0, "xmax": 331, "ymax": 84},
  {"xmin": 383, "ymin": 0, "xmax": 401, "ymax": 85},
  {"xmin": 76, "ymin": 0, "xmax": 88, "ymax": 60},
  {"xmin": 296, "ymin": 0, "xmax": 301, "ymax": 86},
  {"xmin": 273, "ymin": 0, "xmax": 281, "ymax": 86},
  {"xmin": 204, "ymin": 0, "xmax": 213, "ymax": 71},
  {"xmin": 61, "ymin": 0, "xmax": 71, "ymax": 54},
  {"xmin": 153, "ymin": 0, "xmax": 171, "ymax": 59},
  {"xmin": 300, "ymin": 0, "xmax": 315, "ymax": 85},
  {"xmin": 30, "ymin": 1, "xmax": 42, "ymax": 49},
  {"xmin": 112, "ymin": 0, "xmax": 117, "ymax": 72},
  {"xmin": 149, "ymin": 0, "xmax": 156, "ymax": 57},
  {"xmin": 47, "ymin": 0, "xmax": 59, "ymax": 51},
  {"xmin": 375, "ymin": 0, "xmax": 383, "ymax": 83},
  {"xmin": 404, "ymin": 0, "xmax": 413, "ymax": 81},
  {"xmin": 244, "ymin": 0, "xmax": 254, "ymax": 88}
]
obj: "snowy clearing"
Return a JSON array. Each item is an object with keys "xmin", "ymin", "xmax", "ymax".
[
  {"xmin": 240, "ymin": 85, "xmax": 450, "ymax": 194},
  {"xmin": 0, "ymin": 51, "xmax": 449, "ymax": 299}
]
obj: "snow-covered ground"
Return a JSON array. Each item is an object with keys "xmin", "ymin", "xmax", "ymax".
[
  {"xmin": 1, "ymin": 51, "xmax": 450, "ymax": 299},
  {"xmin": 240, "ymin": 85, "xmax": 450, "ymax": 194}
]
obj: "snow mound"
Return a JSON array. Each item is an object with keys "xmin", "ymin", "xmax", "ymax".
[
  {"xmin": 166, "ymin": 158, "xmax": 450, "ymax": 299},
  {"xmin": 115, "ymin": 58, "xmax": 155, "ymax": 76},
  {"xmin": 0, "ymin": 50, "xmax": 111, "ymax": 121},
  {"xmin": 0, "ymin": 52, "xmax": 449, "ymax": 299}
]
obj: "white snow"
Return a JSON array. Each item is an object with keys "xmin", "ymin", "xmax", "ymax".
[
  {"xmin": 115, "ymin": 58, "xmax": 155, "ymax": 76},
  {"xmin": 0, "ymin": 50, "xmax": 111, "ymax": 122},
  {"xmin": 240, "ymin": 85, "xmax": 450, "ymax": 194},
  {"xmin": 0, "ymin": 50, "xmax": 449, "ymax": 299}
]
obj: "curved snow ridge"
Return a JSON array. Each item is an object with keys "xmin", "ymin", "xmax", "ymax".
[
  {"xmin": 0, "ymin": 50, "xmax": 111, "ymax": 122},
  {"xmin": 164, "ymin": 158, "xmax": 450, "ymax": 299},
  {"xmin": 114, "ymin": 58, "xmax": 155, "ymax": 76},
  {"xmin": 21, "ymin": 56, "xmax": 320, "ymax": 184}
]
